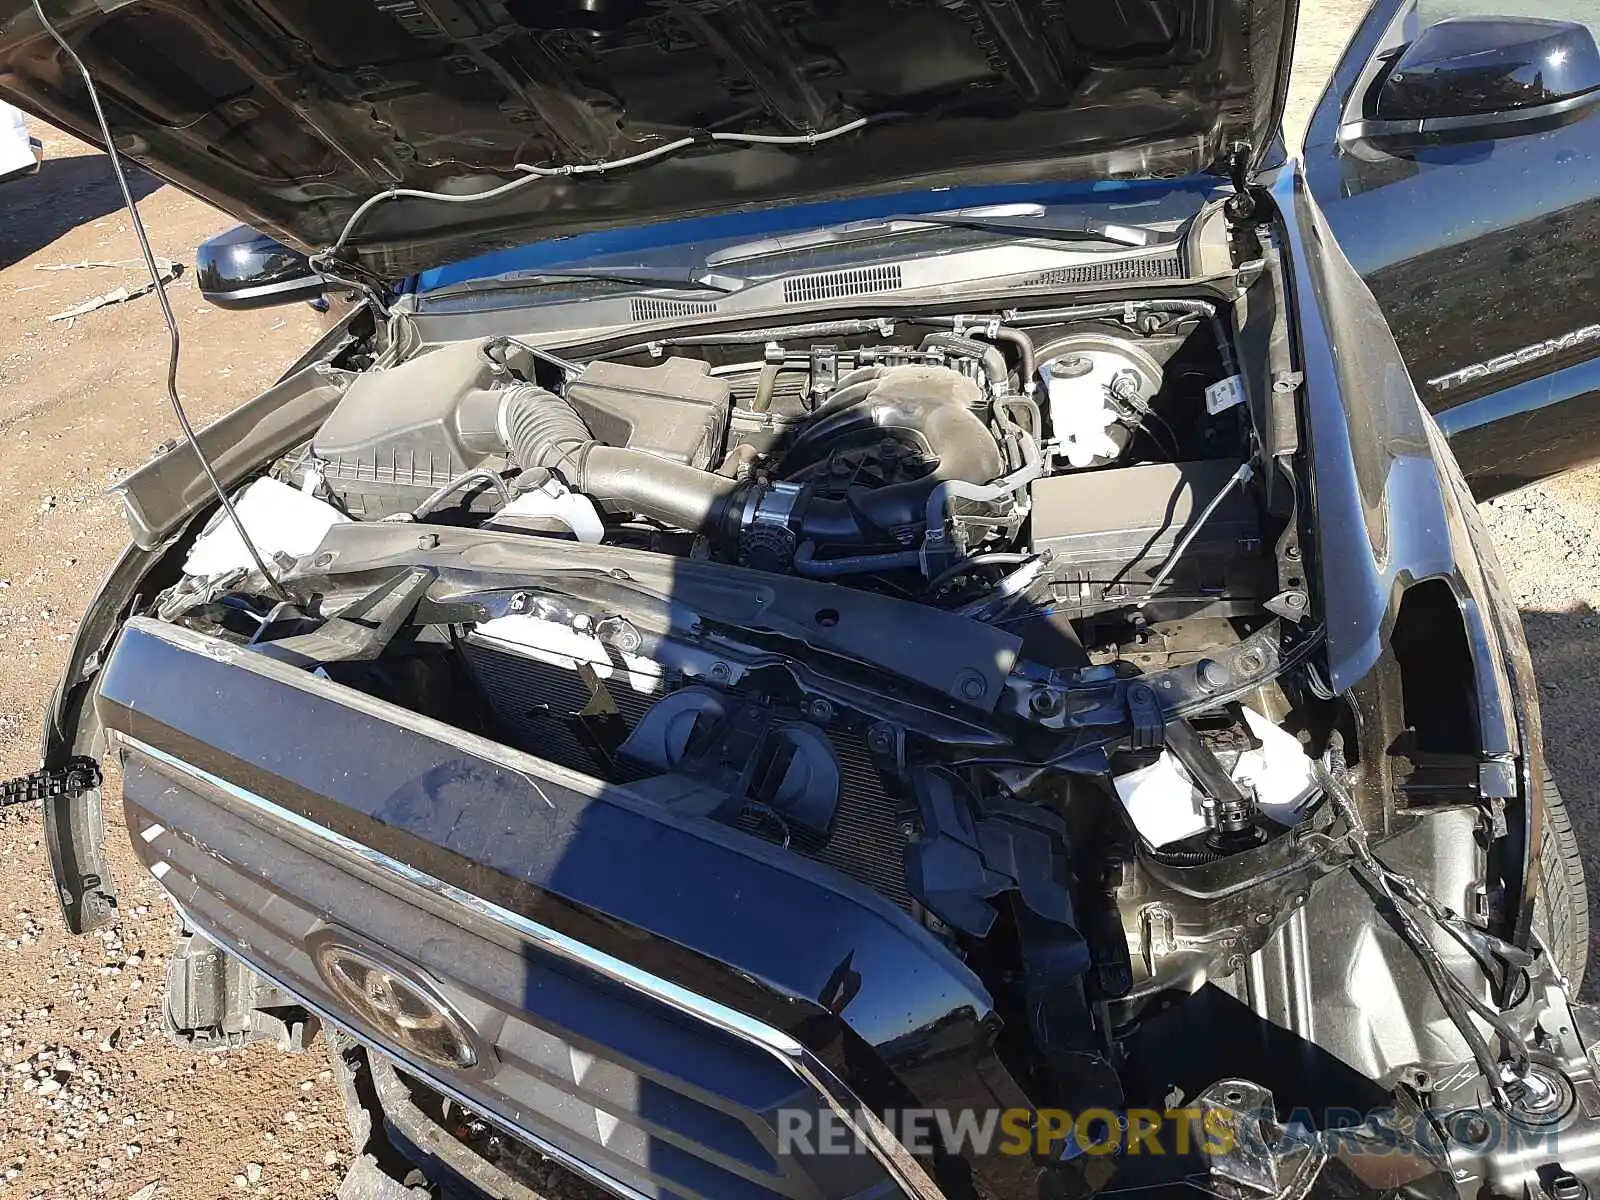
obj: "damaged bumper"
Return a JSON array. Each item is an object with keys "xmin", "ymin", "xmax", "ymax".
[
  {"xmin": 100, "ymin": 616, "xmax": 995, "ymax": 1200},
  {"xmin": 90, "ymin": 613, "xmax": 1600, "ymax": 1200}
]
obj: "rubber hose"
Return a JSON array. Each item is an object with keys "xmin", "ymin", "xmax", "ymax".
[
  {"xmin": 919, "ymin": 332, "xmax": 1007, "ymax": 391},
  {"xmin": 792, "ymin": 543, "xmax": 923, "ymax": 578},
  {"xmin": 499, "ymin": 384, "xmax": 591, "ymax": 479},
  {"xmin": 973, "ymin": 326, "xmax": 1035, "ymax": 382},
  {"xmin": 580, "ymin": 446, "xmax": 743, "ymax": 531},
  {"xmin": 498, "ymin": 385, "xmax": 743, "ymax": 533}
]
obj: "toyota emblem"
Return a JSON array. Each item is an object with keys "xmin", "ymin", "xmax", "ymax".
[{"xmin": 313, "ymin": 942, "xmax": 479, "ymax": 1070}]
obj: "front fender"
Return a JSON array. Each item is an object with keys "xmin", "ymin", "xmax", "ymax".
[
  {"xmin": 1275, "ymin": 163, "xmax": 1543, "ymax": 944},
  {"xmin": 37, "ymin": 304, "xmax": 373, "ymax": 933}
]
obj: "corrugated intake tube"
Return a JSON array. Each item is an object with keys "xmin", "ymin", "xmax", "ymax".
[
  {"xmin": 496, "ymin": 366, "xmax": 1010, "ymax": 558},
  {"xmin": 498, "ymin": 384, "xmax": 743, "ymax": 532}
]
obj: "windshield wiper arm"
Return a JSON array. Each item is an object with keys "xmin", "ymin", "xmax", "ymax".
[
  {"xmin": 424, "ymin": 266, "xmax": 741, "ymax": 300},
  {"xmin": 706, "ymin": 207, "xmax": 1173, "ymax": 266},
  {"xmin": 878, "ymin": 213, "xmax": 1172, "ymax": 248}
]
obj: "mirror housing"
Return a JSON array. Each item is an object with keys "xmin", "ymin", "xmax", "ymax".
[
  {"xmin": 1346, "ymin": 16, "xmax": 1600, "ymax": 146},
  {"xmin": 196, "ymin": 224, "xmax": 326, "ymax": 310}
]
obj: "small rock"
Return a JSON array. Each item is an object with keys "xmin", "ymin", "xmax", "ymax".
[
  {"xmin": 231, "ymin": 1175, "xmax": 247, "ymax": 1190},
  {"xmin": 35, "ymin": 1079, "xmax": 59, "ymax": 1097},
  {"xmin": 127, "ymin": 1183, "xmax": 159, "ymax": 1200},
  {"xmin": 323, "ymin": 1151, "xmax": 339, "ymax": 1167},
  {"xmin": 245, "ymin": 1163, "xmax": 262, "ymax": 1184}
]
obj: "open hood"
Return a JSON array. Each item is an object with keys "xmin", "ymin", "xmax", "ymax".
[{"xmin": 0, "ymin": 0, "xmax": 1295, "ymax": 281}]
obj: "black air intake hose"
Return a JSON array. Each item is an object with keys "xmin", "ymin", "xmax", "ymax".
[
  {"xmin": 498, "ymin": 385, "xmax": 743, "ymax": 532},
  {"xmin": 496, "ymin": 367, "xmax": 1008, "ymax": 556}
]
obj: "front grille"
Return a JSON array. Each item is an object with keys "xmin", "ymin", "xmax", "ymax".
[
  {"xmin": 783, "ymin": 264, "xmax": 902, "ymax": 304},
  {"xmin": 463, "ymin": 638, "xmax": 916, "ymax": 912},
  {"xmin": 1018, "ymin": 253, "xmax": 1184, "ymax": 287},
  {"xmin": 631, "ymin": 296, "xmax": 720, "ymax": 321},
  {"xmin": 122, "ymin": 756, "xmax": 867, "ymax": 1200}
]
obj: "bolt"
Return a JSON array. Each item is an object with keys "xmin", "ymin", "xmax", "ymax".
[
  {"xmin": 1197, "ymin": 659, "xmax": 1228, "ymax": 692},
  {"xmin": 1285, "ymin": 546, "xmax": 1302, "ymax": 562},
  {"xmin": 1450, "ymin": 1112, "xmax": 1492, "ymax": 1146},
  {"xmin": 1029, "ymin": 690, "xmax": 1064, "ymax": 717},
  {"xmin": 1285, "ymin": 592, "xmax": 1307, "ymax": 610},
  {"xmin": 507, "ymin": 592, "xmax": 529, "ymax": 613},
  {"xmin": 416, "ymin": 533, "xmax": 439, "ymax": 550},
  {"xmin": 709, "ymin": 662, "xmax": 731, "ymax": 683},
  {"xmin": 805, "ymin": 698, "xmax": 834, "ymax": 723},
  {"xmin": 956, "ymin": 670, "xmax": 988, "ymax": 700},
  {"xmin": 1254, "ymin": 912, "xmax": 1272, "ymax": 925},
  {"xmin": 313, "ymin": 552, "xmax": 335, "ymax": 569},
  {"xmin": 1237, "ymin": 650, "xmax": 1265, "ymax": 674},
  {"xmin": 867, "ymin": 725, "xmax": 894, "ymax": 754}
]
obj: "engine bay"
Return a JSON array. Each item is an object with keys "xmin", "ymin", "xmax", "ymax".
[
  {"xmin": 153, "ymin": 293, "xmax": 1344, "ymax": 1098},
  {"xmin": 300, "ymin": 301, "xmax": 1272, "ymax": 620},
  {"xmin": 141, "ymin": 270, "xmax": 1600, "ymax": 1195}
]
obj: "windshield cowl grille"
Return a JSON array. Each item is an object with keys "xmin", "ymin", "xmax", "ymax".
[{"xmin": 784, "ymin": 264, "xmax": 903, "ymax": 304}]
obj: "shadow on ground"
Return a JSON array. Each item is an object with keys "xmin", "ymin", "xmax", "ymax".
[
  {"xmin": 1520, "ymin": 604, "xmax": 1600, "ymax": 998},
  {"xmin": 0, "ymin": 152, "xmax": 161, "ymax": 269}
]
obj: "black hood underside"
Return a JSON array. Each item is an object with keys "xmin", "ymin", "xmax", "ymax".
[{"xmin": 0, "ymin": 0, "xmax": 1294, "ymax": 280}]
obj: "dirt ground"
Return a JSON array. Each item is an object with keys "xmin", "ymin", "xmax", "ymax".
[{"xmin": 1, "ymin": 3, "xmax": 1597, "ymax": 1198}]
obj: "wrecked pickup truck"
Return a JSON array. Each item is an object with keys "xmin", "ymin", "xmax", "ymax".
[{"xmin": 6, "ymin": 0, "xmax": 1600, "ymax": 1198}]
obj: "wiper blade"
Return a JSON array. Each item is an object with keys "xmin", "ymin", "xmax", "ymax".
[
  {"xmin": 882, "ymin": 213, "xmax": 1172, "ymax": 248},
  {"xmin": 424, "ymin": 266, "xmax": 741, "ymax": 300},
  {"xmin": 705, "ymin": 206, "xmax": 1172, "ymax": 266}
]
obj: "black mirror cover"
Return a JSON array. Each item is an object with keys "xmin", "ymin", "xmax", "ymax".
[
  {"xmin": 196, "ymin": 224, "xmax": 326, "ymax": 310},
  {"xmin": 1376, "ymin": 16, "xmax": 1600, "ymax": 122}
]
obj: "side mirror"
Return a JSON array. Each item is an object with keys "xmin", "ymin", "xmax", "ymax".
[
  {"xmin": 196, "ymin": 224, "xmax": 326, "ymax": 310},
  {"xmin": 1347, "ymin": 16, "xmax": 1600, "ymax": 146}
]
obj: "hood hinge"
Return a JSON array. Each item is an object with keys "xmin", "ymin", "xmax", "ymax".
[{"xmin": 1225, "ymin": 141, "xmax": 1272, "ymax": 224}]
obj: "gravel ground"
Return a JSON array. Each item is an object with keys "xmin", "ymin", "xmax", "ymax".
[{"xmin": 1, "ymin": 3, "xmax": 1598, "ymax": 1198}]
